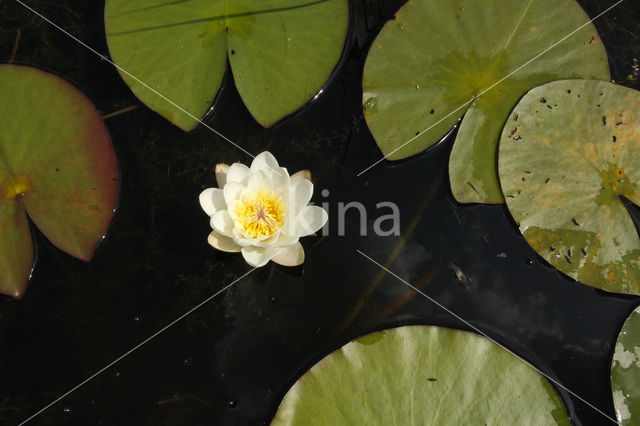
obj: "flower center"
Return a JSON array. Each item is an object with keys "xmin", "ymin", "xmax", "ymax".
[
  {"xmin": 3, "ymin": 176, "xmax": 31, "ymax": 200},
  {"xmin": 234, "ymin": 189, "xmax": 285, "ymax": 238}
]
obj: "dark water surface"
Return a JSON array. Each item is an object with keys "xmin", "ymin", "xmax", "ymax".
[{"xmin": 1, "ymin": 0, "xmax": 640, "ymax": 425}]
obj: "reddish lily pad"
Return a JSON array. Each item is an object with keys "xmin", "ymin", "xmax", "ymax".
[
  {"xmin": 499, "ymin": 79, "xmax": 640, "ymax": 294},
  {"xmin": 0, "ymin": 65, "xmax": 119, "ymax": 298}
]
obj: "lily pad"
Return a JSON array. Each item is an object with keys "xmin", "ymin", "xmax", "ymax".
[
  {"xmin": 362, "ymin": 0, "xmax": 609, "ymax": 203},
  {"xmin": 611, "ymin": 306, "xmax": 640, "ymax": 425},
  {"xmin": 104, "ymin": 0, "xmax": 348, "ymax": 130},
  {"xmin": 0, "ymin": 65, "xmax": 119, "ymax": 298},
  {"xmin": 499, "ymin": 79, "xmax": 640, "ymax": 294},
  {"xmin": 271, "ymin": 326, "xmax": 570, "ymax": 425}
]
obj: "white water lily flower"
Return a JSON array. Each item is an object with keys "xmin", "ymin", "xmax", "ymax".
[{"xmin": 199, "ymin": 152, "xmax": 328, "ymax": 267}]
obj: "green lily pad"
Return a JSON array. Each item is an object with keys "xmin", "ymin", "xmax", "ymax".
[
  {"xmin": 271, "ymin": 326, "xmax": 570, "ymax": 425},
  {"xmin": 499, "ymin": 79, "xmax": 640, "ymax": 294},
  {"xmin": 362, "ymin": 0, "xmax": 609, "ymax": 203},
  {"xmin": 105, "ymin": 0, "xmax": 348, "ymax": 130},
  {"xmin": 611, "ymin": 306, "xmax": 640, "ymax": 425},
  {"xmin": 0, "ymin": 65, "xmax": 119, "ymax": 298}
]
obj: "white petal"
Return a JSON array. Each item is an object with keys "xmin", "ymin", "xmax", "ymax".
[
  {"xmin": 241, "ymin": 246, "xmax": 275, "ymax": 267},
  {"xmin": 231, "ymin": 233, "xmax": 254, "ymax": 247},
  {"xmin": 253, "ymin": 230, "xmax": 283, "ymax": 247},
  {"xmin": 274, "ymin": 232, "xmax": 299, "ymax": 246},
  {"xmin": 211, "ymin": 210, "xmax": 235, "ymax": 237},
  {"xmin": 272, "ymin": 242, "xmax": 305, "ymax": 267},
  {"xmin": 269, "ymin": 166, "xmax": 290, "ymax": 189},
  {"xmin": 290, "ymin": 170, "xmax": 311, "ymax": 184},
  {"xmin": 296, "ymin": 205, "xmax": 328, "ymax": 237},
  {"xmin": 199, "ymin": 188, "xmax": 226, "ymax": 216},
  {"xmin": 247, "ymin": 170, "xmax": 268, "ymax": 190},
  {"xmin": 291, "ymin": 178, "xmax": 313, "ymax": 215},
  {"xmin": 232, "ymin": 228, "xmax": 280, "ymax": 246},
  {"xmin": 223, "ymin": 181, "xmax": 245, "ymax": 206},
  {"xmin": 250, "ymin": 151, "xmax": 279, "ymax": 174},
  {"xmin": 207, "ymin": 231, "xmax": 241, "ymax": 252},
  {"xmin": 227, "ymin": 163, "xmax": 250, "ymax": 184},
  {"xmin": 215, "ymin": 163, "xmax": 229, "ymax": 188}
]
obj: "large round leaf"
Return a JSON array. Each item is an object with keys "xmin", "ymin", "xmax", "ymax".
[
  {"xmin": 271, "ymin": 326, "xmax": 569, "ymax": 425},
  {"xmin": 362, "ymin": 0, "xmax": 609, "ymax": 204},
  {"xmin": 499, "ymin": 80, "xmax": 640, "ymax": 295},
  {"xmin": 611, "ymin": 306, "xmax": 640, "ymax": 425},
  {"xmin": 0, "ymin": 65, "xmax": 118, "ymax": 298},
  {"xmin": 104, "ymin": 0, "xmax": 348, "ymax": 130}
]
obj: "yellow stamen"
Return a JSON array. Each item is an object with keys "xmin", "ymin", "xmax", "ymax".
[{"xmin": 234, "ymin": 189, "xmax": 285, "ymax": 238}]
